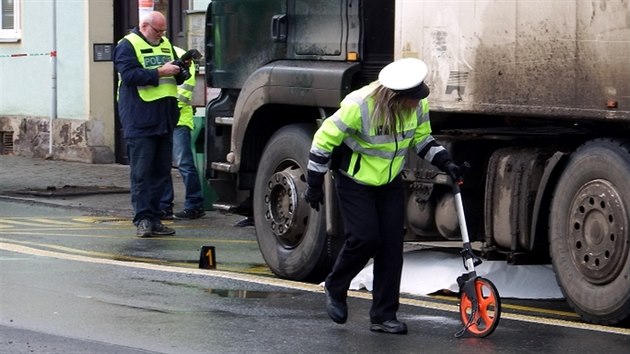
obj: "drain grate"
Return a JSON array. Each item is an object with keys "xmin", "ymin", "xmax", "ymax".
[{"xmin": 1, "ymin": 131, "xmax": 14, "ymax": 155}]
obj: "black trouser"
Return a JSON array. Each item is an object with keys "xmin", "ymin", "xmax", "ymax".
[
  {"xmin": 126, "ymin": 134, "xmax": 173, "ymax": 226},
  {"xmin": 326, "ymin": 173, "xmax": 405, "ymax": 323}
]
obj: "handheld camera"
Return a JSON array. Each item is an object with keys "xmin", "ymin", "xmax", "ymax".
[{"xmin": 174, "ymin": 49, "xmax": 202, "ymax": 82}]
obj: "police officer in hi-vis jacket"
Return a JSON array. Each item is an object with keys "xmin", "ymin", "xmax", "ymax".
[
  {"xmin": 304, "ymin": 58, "xmax": 462, "ymax": 334},
  {"xmin": 114, "ymin": 11, "xmax": 185, "ymax": 238}
]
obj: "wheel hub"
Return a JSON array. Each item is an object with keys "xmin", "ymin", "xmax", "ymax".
[
  {"xmin": 569, "ymin": 180, "xmax": 629, "ymax": 285},
  {"xmin": 263, "ymin": 167, "xmax": 308, "ymax": 247}
]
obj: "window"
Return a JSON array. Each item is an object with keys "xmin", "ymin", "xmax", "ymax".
[{"xmin": 1, "ymin": 0, "xmax": 21, "ymax": 41}]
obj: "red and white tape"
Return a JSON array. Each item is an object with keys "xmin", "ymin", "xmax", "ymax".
[{"xmin": 0, "ymin": 51, "xmax": 56, "ymax": 58}]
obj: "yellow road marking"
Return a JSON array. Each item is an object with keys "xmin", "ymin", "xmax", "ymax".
[
  {"xmin": 0, "ymin": 240, "xmax": 269, "ymax": 275},
  {"xmin": 0, "ymin": 216, "xmax": 123, "ymax": 221},
  {"xmin": 0, "ymin": 231, "xmax": 257, "ymax": 244},
  {"xmin": 0, "ymin": 238, "xmax": 262, "ymax": 274},
  {"xmin": 431, "ymin": 294, "xmax": 580, "ymax": 319},
  {"xmin": 0, "ymin": 237, "xmax": 263, "ymax": 273},
  {"xmin": 1, "ymin": 241, "xmax": 629, "ymax": 336},
  {"xmin": 0, "ymin": 217, "xmax": 214, "ymax": 234},
  {"xmin": 0, "ymin": 216, "xmax": 123, "ymax": 228},
  {"xmin": 0, "ymin": 227, "xmax": 130, "ymax": 233},
  {"xmin": 30, "ymin": 218, "xmax": 87, "ymax": 226},
  {"xmin": 72, "ymin": 216, "xmax": 130, "ymax": 223},
  {"xmin": 0, "ymin": 219, "xmax": 53, "ymax": 226}
]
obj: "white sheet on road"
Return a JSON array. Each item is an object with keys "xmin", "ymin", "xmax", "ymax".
[{"xmin": 349, "ymin": 249, "xmax": 564, "ymax": 299}]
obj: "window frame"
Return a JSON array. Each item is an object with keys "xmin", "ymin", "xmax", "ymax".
[{"xmin": 0, "ymin": 0, "xmax": 21, "ymax": 42}]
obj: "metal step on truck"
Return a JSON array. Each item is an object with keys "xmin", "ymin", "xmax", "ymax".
[{"xmin": 202, "ymin": 0, "xmax": 630, "ymax": 325}]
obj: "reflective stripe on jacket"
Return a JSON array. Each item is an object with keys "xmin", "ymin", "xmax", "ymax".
[
  {"xmin": 174, "ymin": 47, "xmax": 196, "ymax": 130},
  {"xmin": 308, "ymin": 81, "xmax": 444, "ymax": 186},
  {"xmin": 123, "ymin": 33, "xmax": 178, "ymax": 102}
]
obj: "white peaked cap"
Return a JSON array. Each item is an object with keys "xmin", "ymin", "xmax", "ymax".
[{"xmin": 378, "ymin": 58, "xmax": 430, "ymax": 99}]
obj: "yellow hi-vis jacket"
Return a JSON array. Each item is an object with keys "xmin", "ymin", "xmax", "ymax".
[
  {"xmin": 174, "ymin": 46, "xmax": 196, "ymax": 130},
  {"xmin": 308, "ymin": 81, "xmax": 445, "ymax": 186},
  {"xmin": 122, "ymin": 32, "xmax": 178, "ymax": 102}
]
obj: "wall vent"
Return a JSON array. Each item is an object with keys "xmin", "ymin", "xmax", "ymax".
[{"xmin": 1, "ymin": 131, "xmax": 14, "ymax": 155}]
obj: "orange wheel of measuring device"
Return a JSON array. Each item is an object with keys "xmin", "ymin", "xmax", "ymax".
[{"xmin": 459, "ymin": 277, "xmax": 501, "ymax": 337}]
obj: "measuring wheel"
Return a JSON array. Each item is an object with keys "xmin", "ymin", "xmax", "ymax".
[{"xmin": 458, "ymin": 277, "xmax": 501, "ymax": 337}]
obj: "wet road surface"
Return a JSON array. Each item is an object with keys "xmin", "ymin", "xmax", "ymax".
[{"xmin": 1, "ymin": 200, "xmax": 629, "ymax": 353}]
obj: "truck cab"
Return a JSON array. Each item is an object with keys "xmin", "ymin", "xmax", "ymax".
[{"xmin": 204, "ymin": 0, "xmax": 394, "ymax": 280}]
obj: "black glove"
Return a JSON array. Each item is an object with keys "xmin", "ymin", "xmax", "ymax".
[
  {"xmin": 304, "ymin": 169, "xmax": 325, "ymax": 211},
  {"xmin": 444, "ymin": 161, "xmax": 463, "ymax": 183},
  {"xmin": 304, "ymin": 185, "xmax": 324, "ymax": 212}
]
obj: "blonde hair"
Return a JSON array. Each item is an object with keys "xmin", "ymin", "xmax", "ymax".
[{"xmin": 369, "ymin": 84, "xmax": 414, "ymax": 135}]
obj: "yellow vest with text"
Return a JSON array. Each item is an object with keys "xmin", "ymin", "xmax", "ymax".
[
  {"xmin": 123, "ymin": 33, "xmax": 178, "ymax": 102},
  {"xmin": 311, "ymin": 82, "xmax": 432, "ymax": 186},
  {"xmin": 174, "ymin": 46, "xmax": 196, "ymax": 130}
]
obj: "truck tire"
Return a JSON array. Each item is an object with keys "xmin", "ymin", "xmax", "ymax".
[
  {"xmin": 253, "ymin": 124, "xmax": 337, "ymax": 281},
  {"xmin": 549, "ymin": 139, "xmax": 630, "ymax": 325}
]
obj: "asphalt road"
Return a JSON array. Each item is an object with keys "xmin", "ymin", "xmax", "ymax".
[{"xmin": 1, "ymin": 199, "xmax": 630, "ymax": 353}]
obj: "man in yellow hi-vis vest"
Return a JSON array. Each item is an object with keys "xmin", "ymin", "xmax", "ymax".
[
  {"xmin": 159, "ymin": 47, "xmax": 205, "ymax": 220},
  {"xmin": 114, "ymin": 11, "xmax": 186, "ymax": 238}
]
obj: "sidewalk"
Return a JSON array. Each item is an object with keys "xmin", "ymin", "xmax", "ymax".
[{"xmin": 0, "ymin": 154, "xmax": 185, "ymax": 217}]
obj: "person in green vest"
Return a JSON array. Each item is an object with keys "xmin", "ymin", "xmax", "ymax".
[
  {"xmin": 114, "ymin": 11, "xmax": 186, "ymax": 238},
  {"xmin": 304, "ymin": 58, "xmax": 462, "ymax": 334},
  {"xmin": 159, "ymin": 46, "xmax": 205, "ymax": 220}
]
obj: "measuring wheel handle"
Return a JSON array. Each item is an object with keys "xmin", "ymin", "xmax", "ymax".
[{"xmin": 451, "ymin": 169, "xmax": 501, "ymax": 338}]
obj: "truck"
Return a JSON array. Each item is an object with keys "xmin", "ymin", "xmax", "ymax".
[{"xmin": 202, "ymin": 0, "xmax": 630, "ymax": 325}]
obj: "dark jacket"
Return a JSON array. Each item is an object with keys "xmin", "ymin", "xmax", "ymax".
[{"xmin": 114, "ymin": 28, "xmax": 180, "ymax": 139}]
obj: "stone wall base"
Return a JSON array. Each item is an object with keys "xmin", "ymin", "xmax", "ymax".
[{"xmin": 0, "ymin": 116, "xmax": 115, "ymax": 164}]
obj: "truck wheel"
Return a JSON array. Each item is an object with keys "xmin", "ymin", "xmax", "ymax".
[
  {"xmin": 549, "ymin": 139, "xmax": 630, "ymax": 325},
  {"xmin": 253, "ymin": 124, "xmax": 336, "ymax": 281}
]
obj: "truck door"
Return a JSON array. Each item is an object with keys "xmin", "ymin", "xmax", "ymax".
[{"xmin": 207, "ymin": 0, "xmax": 288, "ymax": 89}]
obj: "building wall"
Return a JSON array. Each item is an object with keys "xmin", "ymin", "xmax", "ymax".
[
  {"xmin": 86, "ymin": 1, "xmax": 115, "ymax": 163},
  {"xmin": 0, "ymin": 1, "xmax": 115, "ymax": 163},
  {"xmin": 193, "ymin": 0, "xmax": 211, "ymax": 11}
]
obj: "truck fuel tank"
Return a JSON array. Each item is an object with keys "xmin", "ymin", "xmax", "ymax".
[{"xmin": 484, "ymin": 147, "xmax": 548, "ymax": 251}]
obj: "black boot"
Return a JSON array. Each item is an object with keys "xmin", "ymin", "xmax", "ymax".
[
  {"xmin": 324, "ymin": 287, "xmax": 347, "ymax": 324},
  {"xmin": 370, "ymin": 320, "xmax": 408, "ymax": 334}
]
